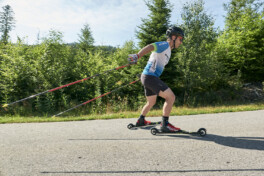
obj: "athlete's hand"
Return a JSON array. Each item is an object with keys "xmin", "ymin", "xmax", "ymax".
[{"xmin": 128, "ymin": 54, "xmax": 139, "ymax": 64}]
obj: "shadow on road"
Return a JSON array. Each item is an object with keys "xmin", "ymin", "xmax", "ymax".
[
  {"xmin": 164, "ymin": 134, "xmax": 264, "ymax": 151},
  {"xmin": 69, "ymin": 134, "xmax": 264, "ymax": 151},
  {"xmin": 41, "ymin": 168, "xmax": 264, "ymax": 174}
]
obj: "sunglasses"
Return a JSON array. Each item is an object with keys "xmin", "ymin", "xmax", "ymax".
[{"xmin": 178, "ymin": 36, "xmax": 184, "ymax": 42}]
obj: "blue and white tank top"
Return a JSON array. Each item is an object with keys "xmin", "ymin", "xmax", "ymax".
[{"xmin": 142, "ymin": 41, "xmax": 171, "ymax": 77}]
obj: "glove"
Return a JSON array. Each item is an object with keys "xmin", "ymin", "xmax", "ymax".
[{"xmin": 128, "ymin": 54, "xmax": 139, "ymax": 64}]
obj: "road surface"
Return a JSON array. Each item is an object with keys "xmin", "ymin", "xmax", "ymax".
[{"xmin": 0, "ymin": 110, "xmax": 264, "ymax": 176}]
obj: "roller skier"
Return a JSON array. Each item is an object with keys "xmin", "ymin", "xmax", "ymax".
[{"xmin": 127, "ymin": 26, "xmax": 184, "ymax": 132}]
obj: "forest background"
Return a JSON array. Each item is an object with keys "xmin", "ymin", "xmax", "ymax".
[{"xmin": 0, "ymin": 0, "xmax": 263, "ymax": 117}]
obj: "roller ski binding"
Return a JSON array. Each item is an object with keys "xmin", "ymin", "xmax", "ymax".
[
  {"xmin": 127, "ymin": 119, "xmax": 161, "ymax": 130},
  {"xmin": 150, "ymin": 123, "xmax": 207, "ymax": 137}
]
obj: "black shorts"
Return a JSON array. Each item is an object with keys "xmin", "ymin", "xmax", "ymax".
[{"xmin": 141, "ymin": 74, "xmax": 169, "ymax": 96}]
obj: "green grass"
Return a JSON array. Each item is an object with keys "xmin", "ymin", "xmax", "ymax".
[{"xmin": 0, "ymin": 103, "xmax": 264, "ymax": 124}]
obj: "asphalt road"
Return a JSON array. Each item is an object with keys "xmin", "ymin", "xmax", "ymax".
[{"xmin": 0, "ymin": 110, "xmax": 264, "ymax": 176}]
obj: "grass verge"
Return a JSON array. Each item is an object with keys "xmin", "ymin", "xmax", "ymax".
[{"xmin": 0, "ymin": 103, "xmax": 264, "ymax": 124}]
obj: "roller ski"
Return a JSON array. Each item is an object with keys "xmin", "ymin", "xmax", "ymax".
[
  {"xmin": 127, "ymin": 119, "xmax": 161, "ymax": 129},
  {"xmin": 150, "ymin": 122, "xmax": 206, "ymax": 137}
]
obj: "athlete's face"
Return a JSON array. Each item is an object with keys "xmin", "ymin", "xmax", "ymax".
[{"xmin": 175, "ymin": 36, "xmax": 183, "ymax": 48}]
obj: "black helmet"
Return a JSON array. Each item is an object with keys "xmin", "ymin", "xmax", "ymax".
[{"xmin": 166, "ymin": 26, "xmax": 184, "ymax": 38}]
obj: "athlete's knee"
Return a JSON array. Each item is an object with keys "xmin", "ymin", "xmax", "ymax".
[
  {"xmin": 167, "ymin": 93, "xmax": 175, "ymax": 103},
  {"xmin": 145, "ymin": 95, "xmax": 157, "ymax": 107},
  {"xmin": 159, "ymin": 88, "xmax": 175, "ymax": 103},
  {"xmin": 147, "ymin": 99, "xmax": 156, "ymax": 107}
]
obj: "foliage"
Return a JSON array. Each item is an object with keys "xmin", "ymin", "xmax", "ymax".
[
  {"xmin": 168, "ymin": 0, "xmax": 225, "ymax": 105},
  {"xmin": 0, "ymin": 30, "xmax": 142, "ymax": 116},
  {"xmin": 0, "ymin": 5, "xmax": 15, "ymax": 44},
  {"xmin": 216, "ymin": 0, "xmax": 264, "ymax": 82},
  {"xmin": 0, "ymin": 0, "xmax": 264, "ymax": 117}
]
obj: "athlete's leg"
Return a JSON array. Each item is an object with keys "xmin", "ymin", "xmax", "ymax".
[
  {"xmin": 141, "ymin": 95, "xmax": 157, "ymax": 116},
  {"xmin": 158, "ymin": 88, "xmax": 179, "ymax": 132},
  {"xmin": 158, "ymin": 88, "xmax": 175, "ymax": 117}
]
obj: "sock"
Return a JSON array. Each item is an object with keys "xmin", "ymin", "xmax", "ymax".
[
  {"xmin": 139, "ymin": 115, "xmax": 145, "ymax": 119},
  {"xmin": 162, "ymin": 116, "xmax": 169, "ymax": 126}
]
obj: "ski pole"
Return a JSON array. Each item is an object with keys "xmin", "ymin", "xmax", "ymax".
[
  {"xmin": 2, "ymin": 63, "xmax": 133, "ymax": 108},
  {"xmin": 53, "ymin": 79, "xmax": 139, "ymax": 117}
]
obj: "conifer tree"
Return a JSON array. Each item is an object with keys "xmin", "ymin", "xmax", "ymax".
[
  {"xmin": 136, "ymin": 0, "xmax": 171, "ymax": 48},
  {"xmin": 78, "ymin": 23, "xmax": 94, "ymax": 53},
  {"xmin": 0, "ymin": 5, "xmax": 15, "ymax": 44}
]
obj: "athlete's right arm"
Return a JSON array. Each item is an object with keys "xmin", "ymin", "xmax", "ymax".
[
  {"xmin": 137, "ymin": 44, "xmax": 155, "ymax": 58},
  {"xmin": 128, "ymin": 44, "xmax": 155, "ymax": 64}
]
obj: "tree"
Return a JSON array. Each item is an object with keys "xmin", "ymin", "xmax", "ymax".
[
  {"xmin": 173, "ymin": 0, "xmax": 222, "ymax": 105},
  {"xmin": 136, "ymin": 0, "xmax": 171, "ymax": 48},
  {"xmin": 217, "ymin": 0, "xmax": 264, "ymax": 82},
  {"xmin": 78, "ymin": 23, "xmax": 94, "ymax": 53},
  {"xmin": 0, "ymin": 5, "xmax": 15, "ymax": 44}
]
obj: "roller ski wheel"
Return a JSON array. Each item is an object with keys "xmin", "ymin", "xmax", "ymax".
[
  {"xmin": 197, "ymin": 128, "xmax": 207, "ymax": 137},
  {"xmin": 127, "ymin": 121, "xmax": 161, "ymax": 130},
  {"xmin": 151, "ymin": 128, "xmax": 159, "ymax": 135},
  {"xmin": 127, "ymin": 123, "xmax": 134, "ymax": 129},
  {"xmin": 150, "ymin": 127, "xmax": 207, "ymax": 137}
]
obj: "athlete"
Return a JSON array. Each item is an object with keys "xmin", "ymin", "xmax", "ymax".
[{"xmin": 128, "ymin": 26, "xmax": 184, "ymax": 132}]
